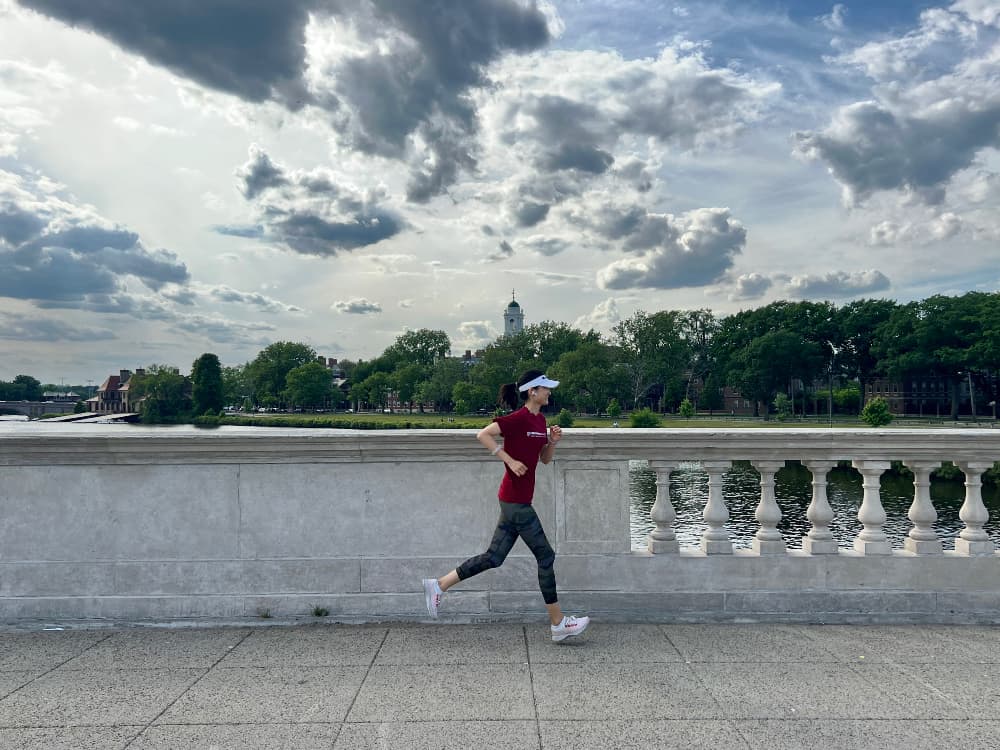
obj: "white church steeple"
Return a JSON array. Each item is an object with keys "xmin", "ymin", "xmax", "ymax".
[{"xmin": 504, "ymin": 290, "xmax": 524, "ymax": 336}]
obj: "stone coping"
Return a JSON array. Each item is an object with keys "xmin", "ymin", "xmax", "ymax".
[{"xmin": 2, "ymin": 423, "xmax": 999, "ymax": 465}]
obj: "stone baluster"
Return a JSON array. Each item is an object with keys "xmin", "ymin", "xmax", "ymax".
[
  {"xmin": 851, "ymin": 460, "xmax": 892, "ymax": 555},
  {"xmin": 903, "ymin": 460, "xmax": 942, "ymax": 555},
  {"xmin": 701, "ymin": 460, "xmax": 733, "ymax": 554},
  {"xmin": 802, "ymin": 460, "xmax": 838, "ymax": 554},
  {"xmin": 751, "ymin": 461, "xmax": 786, "ymax": 554},
  {"xmin": 954, "ymin": 461, "xmax": 995, "ymax": 556},
  {"xmin": 647, "ymin": 460, "xmax": 680, "ymax": 553}
]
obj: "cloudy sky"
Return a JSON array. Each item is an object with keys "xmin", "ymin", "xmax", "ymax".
[{"xmin": 2, "ymin": 0, "xmax": 999, "ymax": 383}]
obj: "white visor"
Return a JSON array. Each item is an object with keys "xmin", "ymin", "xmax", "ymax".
[{"xmin": 518, "ymin": 374, "xmax": 560, "ymax": 392}]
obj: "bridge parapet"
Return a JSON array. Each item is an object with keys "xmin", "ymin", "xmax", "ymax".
[{"xmin": 2, "ymin": 425, "xmax": 999, "ymax": 624}]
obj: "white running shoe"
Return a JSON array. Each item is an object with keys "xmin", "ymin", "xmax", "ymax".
[
  {"xmin": 422, "ymin": 578, "xmax": 442, "ymax": 619},
  {"xmin": 551, "ymin": 615, "xmax": 590, "ymax": 642}
]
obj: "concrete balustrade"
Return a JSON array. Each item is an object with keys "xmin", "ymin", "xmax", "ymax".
[{"xmin": 2, "ymin": 424, "xmax": 999, "ymax": 624}]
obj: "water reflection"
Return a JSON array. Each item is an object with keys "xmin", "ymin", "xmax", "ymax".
[{"xmin": 630, "ymin": 460, "xmax": 1000, "ymax": 551}]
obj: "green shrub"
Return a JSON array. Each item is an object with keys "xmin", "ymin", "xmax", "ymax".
[
  {"xmin": 679, "ymin": 398, "xmax": 694, "ymax": 419},
  {"xmin": 556, "ymin": 408, "xmax": 574, "ymax": 428},
  {"xmin": 861, "ymin": 396, "xmax": 893, "ymax": 427},
  {"xmin": 629, "ymin": 407, "xmax": 662, "ymax": 428},
  {"xmin": 773, "ymin": 393, "xmax": 792, "ymax": 421},
  {"xmin": 606, "ymin": 398, "xmax": 622, "ymax": 418}
]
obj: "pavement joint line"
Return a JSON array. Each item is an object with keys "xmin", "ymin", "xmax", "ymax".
[
  {"xmin": 654, "ymin": 623, "xmax": 687, "ymax": 660},
  {"xmin": 330, "ymin": 625, "xmax": 390, "ymax": 746},
  {"xmin": 522, "ymin": 624, "xmax": 543, "ymax": 749},
  {"xmin": 862, "ymin": 657, "xmax": 970, "ymax": 717},
  {"xmin": 0, "ymin": 630, "xmax": 115, "ymax": 701},
  {"xmin": 121, "ymin": 627, "xmax": 256, "ymax": 748},
  {"xmin": 671, "ymin": 636, "xmax": 755, "ymax": 750}
]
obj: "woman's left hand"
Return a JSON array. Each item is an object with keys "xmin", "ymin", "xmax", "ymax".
[{"xmin": 548, "ymin": 425, "xmax": 562, "ymax": 444}]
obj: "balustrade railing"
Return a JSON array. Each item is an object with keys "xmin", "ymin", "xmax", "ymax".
[{"xmin": 644, "ymin": 457, "xmax": 998, "ymax": 556}]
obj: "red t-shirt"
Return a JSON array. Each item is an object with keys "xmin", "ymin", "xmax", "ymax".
[{"xmin": 494, "ymin": 407, "xmax": 549, "ymax": 504}]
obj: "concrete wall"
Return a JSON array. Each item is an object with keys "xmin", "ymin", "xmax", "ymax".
[{"xmin": 2, "ymin": 423, "xmax": 1000, "ymax": 624}]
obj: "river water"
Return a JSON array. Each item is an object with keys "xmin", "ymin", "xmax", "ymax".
[{"xmin": 629, "ymin": 461, "xmax": 1000, "ymax": 551}]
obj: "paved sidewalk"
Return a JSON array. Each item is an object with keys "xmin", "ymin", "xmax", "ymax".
[{"xmin": 1, "ymin": 622, "xmax": 999, "ymax": 749}]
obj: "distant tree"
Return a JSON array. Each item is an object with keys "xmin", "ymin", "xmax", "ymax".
[
  {"xmin": 837, "ymin": 298, "xmax": 898, "ymax": 413},
  {"xmin": 452, "ymin": 381, "xmax": 491, "ymax": 413},
  {"xmin": 833, "ymin": 385, "xmax": 862, "ymax": 413},
  {"xmin": 418, "ymin": 357, "xmax": 467, "ymax": 412},
  {"xmin": 393, "ymin": 363, "xmax": 426, "ymax": 412},
  {"xmin": 73, "ymin": 400, "xmax": 87, "ymax": 413},
  {"xmin": 549, "ymin": 341, "xmax": 625, "ymax": 414},
  {"xmin": 874, "ymin": 295, "xmax": 984, "ymax": 419},
  {"xmin": 701, "ymin": 373, "xmax": 724, "ymax": 414},
  {"xmin": 612, "ymin": 310, "xmax": 689, "ymax": 409},
  {"xmin": 222, "ymin": 364, "xmax": 251, "ymax": 408},
  {"xmin": 1, "ymin": 375, "xmax": 44, "ymax": 401},
  {"xmin": 191, "ymin": 353, "xmax": 224, "ymax": 415},
  {"xmin": 247, "ymin": 342, "xmax": 317, "ymax": 406},
  {"xmin": 556, "ymin": 408, "xmax": 574, "ymax": 427},
  {"xmin": 679, "ymin": 309, "xmax": 720, "ymax": 401},
  {"xmin": 129, "ymin": 366, "xmax": 191, "ymax": 424},
  {"xmin": 383, "ymin": 329, "xmax": 450, "ymax": 368},
  {"xmin": 361, "ymin": 372, "xmax": 392, "ymax": 409},
  {"xmin": 284, "ymin": 361, "xmax": 334, "ymax": 408}
]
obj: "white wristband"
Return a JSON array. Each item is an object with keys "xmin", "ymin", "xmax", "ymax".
[{"xmin": 491, "ymin": 445, "xmax": 503, "ymax": 455}]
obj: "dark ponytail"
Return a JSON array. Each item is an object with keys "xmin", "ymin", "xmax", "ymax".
[
  {"xmin": 498, "ymin": 382, "xmax": 519, "ymax": 411},
  {"xmin": 497, "ymin": 369, "xmax": 545, "ymax": 411}
]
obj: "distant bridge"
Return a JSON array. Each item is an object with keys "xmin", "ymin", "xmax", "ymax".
[{"xmin": 0, "ymin": 400, "xmax": 79, "ymax": 418}]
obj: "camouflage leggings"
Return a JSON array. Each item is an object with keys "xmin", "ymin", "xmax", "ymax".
[{"xmin": 456, "ymin": 501, "xmax": 558, "ymax": 604}]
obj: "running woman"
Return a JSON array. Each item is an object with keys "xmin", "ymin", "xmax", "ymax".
[{"xmin": 423, "ymin": 369, "xmax": 590, "ymax": 642}]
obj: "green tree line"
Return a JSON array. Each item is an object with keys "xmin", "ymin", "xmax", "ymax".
[
  {"xmin": 217, "ymin": 291, "xmax": 1000, "ymax": 420},
  {"xmin": 9, "ymin": 291, "xmax": 999, "ymax": 423}
]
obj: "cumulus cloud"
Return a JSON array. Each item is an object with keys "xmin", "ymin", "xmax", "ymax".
[
  {"xmin": 0, "ymin": 311, "xmax": 115, "ymax": 341},
  {"xmin": 226, "ymin": 145, "xmax": 404, "ymax": 256},
  {"xmin": 17, "ymin": 0, "xmax": 315, "ymax": 106},
  {"xmin": 484, "ymin": 239, "xmax": 514, "ymax": 263},
  {"xmin": 869, "ymin": 212, "xmax": 964, "ymax": 246},
  {"xmin": 0, "ymin": 168, "xmax": 190, "ymax": 306},
  {"xmin": 518, "ymin": 235, "xmax": 570, "ymax": 257},
  {"xmin": 785, "ymin": 270, "xmax": 890, "ymax": 298},
  {"xmin": 0, "ymin": 59, "xmax": 76, "ymax": 157},
  {"xmin": 795, "ymin": 3, "xmax": 1000, "ymax": 206},
  {"xmin": 595, "ymin": 207, "xmax": 747, "ymax": 290},
  {"xmin": 304, "ymin": 1, "xmax": 552, "ymax": 201},
  {"xmin": 18, "ymin": 0, "xmax": 553, "ymax": 201},
  {"xmin": 483, "ymin": 44, "xmax": 779, "ymax": 221},
  {"xmin": 819, "ymin": 4, "xmax": 848, "ymax": 31},
  {"xmin": 728, "ymin": 272, "xmax": 773, "ymax": 301},
  {"xmin": 953, "ymin": 0, "xmax": 1000, "ymax": 27},
  {"xmin": 573, "ymin": 298, "xmax": 622, "ymax": 333},
  {"xmin": 332, "ymin": 297, "xmax": 382, "ymax": 314},
  {"xmin": 170, "ymin": 313, "xmax": 277, "ymax": 345},
  {"xmin": 205, "ymin": 284, "xmax": 303, "ymax": 313}
]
